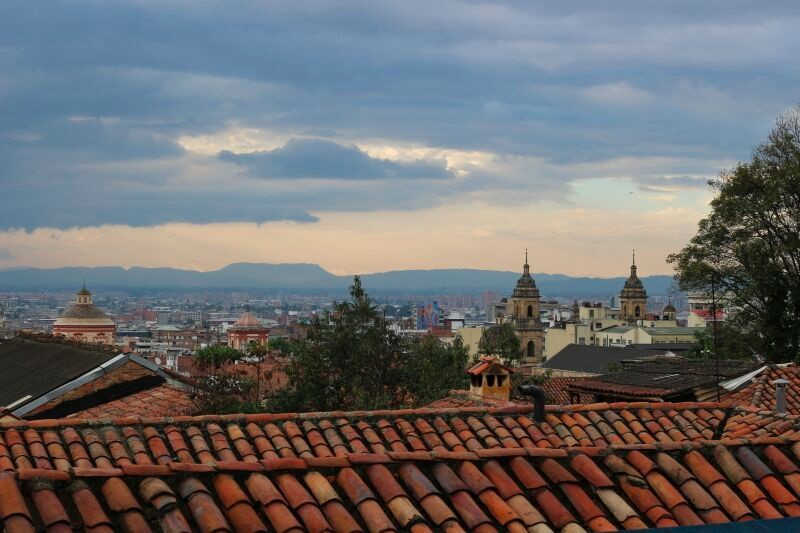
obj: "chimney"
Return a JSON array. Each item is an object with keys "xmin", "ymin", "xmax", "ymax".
[
  {"xmin": 773, "ymin": 379, "xmax": 790, "ymax": 413},
  {"xmin": 518, "ymin": 384, "xmax": 545, "ymax": 422},
  {"xmin": 467, "ymin": 356, "xmax": 512, "ymax": 403}
]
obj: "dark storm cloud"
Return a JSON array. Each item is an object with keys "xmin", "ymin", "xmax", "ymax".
[
  {"xmin": 0, "ymin": 0, "xmax": 798, "ymax": 229},
  {"xmin": 219, "ymin": 139, "xmax": 453, "ymax": 180}
]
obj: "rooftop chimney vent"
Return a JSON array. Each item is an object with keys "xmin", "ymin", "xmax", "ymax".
[
  {"xmin": 773, "ymin": 378, "xmax": 790, "ymax": 414},
  {"xmin": 518, "ymin": 384, "xmax": 545, "ymax": 422}
]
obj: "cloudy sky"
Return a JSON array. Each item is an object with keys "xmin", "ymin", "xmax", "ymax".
[{"xmin": 1, "ymin": 1, "xmax": 798, "ymax": 276}]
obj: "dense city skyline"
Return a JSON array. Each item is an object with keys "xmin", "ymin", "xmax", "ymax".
[{"xmin": 1, "ymin": 2, "xmax": 798, "ymax": 275}]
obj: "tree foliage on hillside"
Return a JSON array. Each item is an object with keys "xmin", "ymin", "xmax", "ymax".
[
  {"xmin": 668, "ymin": 107, "xmax": 800, "ymax": 362},
  {"xmin": 265, "ymin": 277, "xmax": 469, "ymax": 412}
]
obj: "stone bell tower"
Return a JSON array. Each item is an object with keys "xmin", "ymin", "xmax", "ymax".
[
  {"xmin": 506, "ymin": 250, "xmax": 545, "ymax": 363},
  {"xmin": 620, "ymin": 250, "xmax": 647, "ymax": 324}
]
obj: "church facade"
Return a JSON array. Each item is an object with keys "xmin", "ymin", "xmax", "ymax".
[{"xmin": 228, "ymin": 309, "xmax": 269, "ymax": 351}]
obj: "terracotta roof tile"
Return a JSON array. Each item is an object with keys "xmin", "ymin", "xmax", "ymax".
[
  {"xmin": 66, "ymin": 383, "xmax": 192, "ymax": 420},
  {"xmin": 4, "ymin": 401, "xmax": 800, "ymax": 530},
  {"xmin": 724, "ymin": 365, "xmax": 800, "ymax": 415}
]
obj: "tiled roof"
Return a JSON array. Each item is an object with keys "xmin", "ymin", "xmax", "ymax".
[
  {"xmin": 467, "ymin": 356, "xmax": 511, "ymax": 376},
  {"xmin": 66, "ymin": 384, "xmax": 192, "ymax": 420},
  {"xmin": 568, "ymin": 358, "xmax": 760, "ymax": 400},
  {"xmin": 0, "ymin": 335, "xmax": 119, "ymax": 413},
  {"xmin": 538, "ymin": 377, "xmax": 593, "ymax": 405},
  {"xmin": 643, "ymin": 327, "xmax": 704, "ymax": 336},
  {"xmin": 541, "ymin": 345, "xmax": 669, "ymax": 375},
  {"xmin": 724, "ymin": 365, "xmax": 800, "ymax": 415},
  {"xmin": 426, "ymin": 391, "xmax": 513, "ymax": 409},
  {"xmin": 3, "ymin": 404, "xmax": 800, "ymax": 531},
  {"xmin": 724, "ymin": 408, "xmax": 800, "ymax": 441}
]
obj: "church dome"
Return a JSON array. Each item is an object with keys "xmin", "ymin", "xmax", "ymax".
[
  {"xmin": 232, "ymin": 310, "xmax": 264, "ymax": 330},
  {"xmin": 512, "ymin": 251, "xmax": 540, "ymax": 298},
  {"xmin": 54, "ymin": 286, "xmax": 115, "ymax": 326},
  {"xmin": 620, "ymin": 252, "xmax": 647, "ymax": 298},
  {"xmin": 624, "ymin": 272, "xmax": 644, "ymax": 290},
  {"xmin": 60, "ymin": 304, "xmax": 112, "ymax": 320},
  {"xmin": 663, "ymin": 303, "xmax": 676, "ymax": 313}
]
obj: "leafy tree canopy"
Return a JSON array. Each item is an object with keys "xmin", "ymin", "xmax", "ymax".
[
  {"xmin": 668, "ymin": 107, "xmax": 800, "ymax": 362},
  {"xmin": 267, "ymin": 336, "xmax": 296, "ymax": 356},
  {"xmin": 265, "ymin": 276, "xmax": 469, "ymax": 412},
  {"xmin": 479, "ymin": 323, "xmax": 522, "ymax": 365},
  {"xmin": 195, "ymin": 344, "xmax": 242, "ymax": 371}
]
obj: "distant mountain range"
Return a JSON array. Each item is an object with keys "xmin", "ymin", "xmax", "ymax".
[{"xmin": 0, "ymin": 262, "xmax": 675, "ymax": 297}]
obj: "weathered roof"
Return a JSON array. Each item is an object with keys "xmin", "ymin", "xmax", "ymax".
[
  {"xmin": 232, "ymin": 311, "xmax": 266, "ymax": 330},
  {"xmin": 2, "ymin": 402, "xmax": 800, "ymax": 531},
  {"xmin": 467, "ymin": 356, "xmax": 512, "ymax": 376},
  {"xmin": 568, "ymin": 358, "xmax": 760, "ymax": 400},
  {"xmin": 537, "ymin": 376, "xmax": 593, "ymax": 405},
  {"xmin": 58, "ymin": 301, "xmax": 112, "ymax": 321},
  {"xmin": 599, "ymin": 326, "xmax": 634, "ymax": 334},
  {"xmin": 0, "ymin": 336, "xmax": 118, "ymax": 412},
  {"xmin": 725, "ymin": 365, "xmax": 800, "ymax": 415},
  {"xmin": 628, "ymin": 342, "xmax": 696, "ymax": 353},
  {"xmin": 66, "ymin": 383, "xmax": 192, "ymax": 420},
  {"xmin": 643, "ymin": 327, "xmax": 704, "ymax": 336},
  {"xmin": 542, "ymin": 344, "xmax": 671, "ymax": 374}
]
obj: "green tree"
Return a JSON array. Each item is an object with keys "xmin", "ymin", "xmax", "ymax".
[
  {"xmin": 194, "ymin": 344, "xmax": 242, "ymax": 373},
  {"xmin": 668, "ymin": 107, "xmax": 800, "ymax": 362},
  {"xmin": 190, "ymin": 345, "xmax": 253, "ymax": 414},
  {"xmin": 403, "ymin": 334, "xmax": 470, "ymax": 405},
  {"xmin": 268, "ymin": 337, "xmax": 296, "ymax": 356},
  {"xmin": 246, "ymin": 341, "xmax": 270, "ymax": 403},
  {"xmin": 684, "ymin": 325, "xmax": 755, "ymax": 360},
  {"xmin": 265, "ymin": 276, "xmax": 469, "ymax": 412},
  {"xmin": 479, "ymin": 323, "xmax": 522, "ymax": 365}
]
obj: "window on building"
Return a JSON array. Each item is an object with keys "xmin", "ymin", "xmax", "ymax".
[
  {"xmin": 527, "ymin": 341, "xmax": 535, "ymax": 358},
  {"xmin": 578, "ymin": 337, "xmax": 585, "ymax": 345},
  {"xmin": 527, "ymin": 305, "xmax": 533, "ymax": 317},
  {"xmin": 635, "ymin": 306, "xmax": 641, "ymax": 317}
]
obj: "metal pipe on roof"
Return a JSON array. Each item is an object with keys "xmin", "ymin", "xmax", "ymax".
[
  {"xmin": 518, "ymin": 384, "xmax": 546, "ymax": 422},
  {"xmin": 774, "ymin": 379, "xmax": 790, "ymax": 413}
]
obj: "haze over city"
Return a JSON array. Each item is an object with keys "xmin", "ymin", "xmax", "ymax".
[{"xmin": 2, "ymin": 2, "xmax": 799, "ymax": 275}]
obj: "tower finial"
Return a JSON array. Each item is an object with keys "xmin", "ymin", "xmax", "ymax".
[
  {"xmin": 525, "ymin": 247, "xmax": 528, "ymax": 265},
  {"xmin": 632, "ymin": 249, "xmax": 636, "ymax": 267}
]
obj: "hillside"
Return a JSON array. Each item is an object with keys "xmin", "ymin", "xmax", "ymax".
[{"xmin": 0, "ymin": 263, "xmax": 674, "ymax": 297}]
